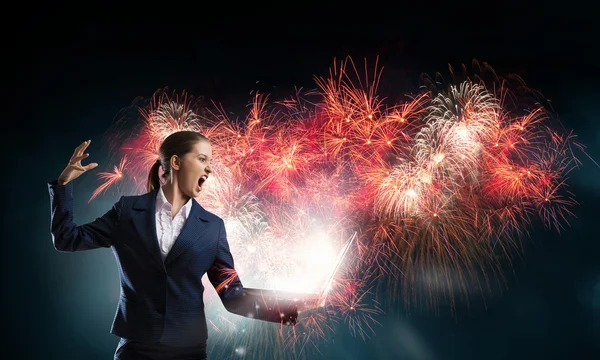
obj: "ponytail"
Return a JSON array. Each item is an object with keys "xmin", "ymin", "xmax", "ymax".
[{"xmin": 146, "ymin": 160, "xmax": 162, "ymax": 193}]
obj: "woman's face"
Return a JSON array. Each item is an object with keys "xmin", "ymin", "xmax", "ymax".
[{"xmin": 173, "ymin": 140, "xmax": 213, "ymax": 199}]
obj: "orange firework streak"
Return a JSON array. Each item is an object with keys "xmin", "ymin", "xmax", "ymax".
[{"xmin": 90, "ymin": 58, "xmax": 586, "ymax": 359}]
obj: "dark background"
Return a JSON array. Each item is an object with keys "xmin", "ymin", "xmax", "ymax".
[{"xmin": 7, "ymin": 2, "xmax": 599, "ymax": 359}]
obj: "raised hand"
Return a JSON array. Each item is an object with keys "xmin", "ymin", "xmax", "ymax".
[{"xmin": 57, "ymin": 140, "xmax": 98, "ymax": 185}]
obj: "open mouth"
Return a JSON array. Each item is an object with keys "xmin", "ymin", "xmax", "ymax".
[{"xmin": 198, "ymin": 175, "xmax": 208, "ymax": 187}]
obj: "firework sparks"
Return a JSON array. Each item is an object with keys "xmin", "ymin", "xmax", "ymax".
[
  {"xmin": 88, "ymin": 156, "xmax": 128, "ymax": 203},
  {"xmin": 90, "ymin": 58, "xmax": 585, "ymax": 359}
]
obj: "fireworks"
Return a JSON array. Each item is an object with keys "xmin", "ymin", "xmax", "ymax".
[{"xmin": 92, "ymin": 58, "xmax": 582, "ymax": 358}]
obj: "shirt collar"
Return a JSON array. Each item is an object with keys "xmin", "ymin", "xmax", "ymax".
[{"xmin": 156, "ymin": 186, "xmax": 193, "ymax": 219}]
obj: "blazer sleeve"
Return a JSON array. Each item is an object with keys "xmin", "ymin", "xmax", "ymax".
[
  {"xmin": 48, "ymin": 179, "xmax": 124, "ymax": 252},
  {"xmin": 206, "ymin": 218, "xmax": 298, "ymax": 325}
]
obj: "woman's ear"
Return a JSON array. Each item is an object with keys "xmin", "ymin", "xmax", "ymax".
[{"xmin": 170, "ymin": 155, "xmax": 180, "ymax": 171}]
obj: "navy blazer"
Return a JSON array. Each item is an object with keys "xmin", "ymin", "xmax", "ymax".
[{"xmin": 47, "ymin": 179, "xmax": 297, "ymax": 346}]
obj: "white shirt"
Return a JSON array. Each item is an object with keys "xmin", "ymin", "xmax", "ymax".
[{"xmin": 155, "ymin": 187, "xmax": 193, "ymax": 261}]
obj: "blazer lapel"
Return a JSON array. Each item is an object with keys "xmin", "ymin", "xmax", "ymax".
[
  {"xmin": 131, "ymin": 189, "xmax": 165, "ymax": 268},
  {"xmin": 164, "ymin": 199, "xmax": 211, "ymax": 266}
]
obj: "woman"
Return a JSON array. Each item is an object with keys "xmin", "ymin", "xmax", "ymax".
[{"xmin": 48, "ymin": 131, "xmax": 320, "ymax": 359}]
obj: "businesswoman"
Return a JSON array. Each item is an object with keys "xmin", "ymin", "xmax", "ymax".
[{"xmin": 48, "ymin": 131, "xmax": 319, "ymax": 359}]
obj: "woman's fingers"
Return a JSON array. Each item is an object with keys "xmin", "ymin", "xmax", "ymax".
[
  {"xmin": 83, "ymin": 162, "xmax": 98, "ymax": 171},
  {"xmin": 72, "ymin": 140, "xmax": 91, "ymax": 160},
  {"xmin": 58, "ymin": 141, "xmax": 94, "ymax": 184},
  {"xmin": 78, "ymin": 140, "xmax": 91, "ymax": 158},
  {"xmin": 70, "ymin": 160, "xmax": 97, "ymax": 172},
  {"xmin": 71, "ymin": 153, "xmax": 90, "ymax": 164},
  {"xmin": 71, "ymin": 141, "xmax": 85, "ymax": 159},
  {"xmin": 69, "ymin": 163, "xmax": 85, "ymax": 172}
]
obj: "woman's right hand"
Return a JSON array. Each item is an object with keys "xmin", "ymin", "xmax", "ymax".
[{"xmin": 57, "ymin": 140, "xmax": 98, "ymax": 185}]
